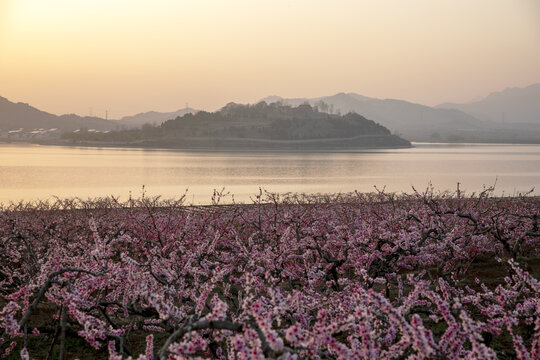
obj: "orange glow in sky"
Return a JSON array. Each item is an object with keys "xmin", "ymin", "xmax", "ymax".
[{"xmin": 1, "ymin": 0, "xmax": 539, "ymax": 118}]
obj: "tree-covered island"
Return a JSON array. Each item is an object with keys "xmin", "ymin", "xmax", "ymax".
[{"xmin": 61, "ymin": 102, "xmax": 410, "ymax": 150}]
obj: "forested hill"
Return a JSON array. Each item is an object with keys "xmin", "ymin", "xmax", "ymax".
[{"xmin": 61, "ymin": 102, "xmax": 410, "ymax": 149}]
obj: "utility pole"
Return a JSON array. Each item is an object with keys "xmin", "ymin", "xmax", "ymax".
[{"xmin": 106, "ymin": 110, "xmax": 108, "ymax": 121}]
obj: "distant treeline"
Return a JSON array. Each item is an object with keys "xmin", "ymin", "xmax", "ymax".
[{"xmin": 61, "ymin": 102, "xmax": 393, "ymax": 142}]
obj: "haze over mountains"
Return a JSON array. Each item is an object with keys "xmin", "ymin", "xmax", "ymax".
[
  {"xmin": 261, "ymin": 93, "xmax": 481, "ymax": 141},
  {"xmin": 437, "ymin": 83, "xmax": 540, "ymax": 124},
  {"xmin": 1, "ymin": 83, "xmax": 539, "ymax": 143},
  {"xmin": 0, "ymin": 96, "xmax": 115, "ymax": 132},
  {"xmin": 0, "ymin": 96, "xmax": 197, "ymax": 132},
  {"xmin": 262, "ymin": 83, "xmax": 540, "ymax": 142},
  {"xmin": 116, "ymin": 108, "xmax": 198, "ymax": 128}
]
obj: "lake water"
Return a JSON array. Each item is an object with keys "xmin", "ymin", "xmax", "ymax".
[{"xmin": 1, "ymin": 143, "xmax": 539, "ymax": 205}]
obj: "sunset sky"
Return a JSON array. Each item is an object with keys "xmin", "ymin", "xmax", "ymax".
[{"xmin": 1, "ymin": 0, "xmax": 539, "ymax": 118}]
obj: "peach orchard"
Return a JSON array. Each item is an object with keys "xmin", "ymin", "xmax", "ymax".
[{"xmin": 0, "ymin": 188, "xmax": 539, "ymax": 359}]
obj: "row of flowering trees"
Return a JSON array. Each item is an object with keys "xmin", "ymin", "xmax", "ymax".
[{"xmin": 0, "ymin": 188, "xmax": 539, "ymax": 359}]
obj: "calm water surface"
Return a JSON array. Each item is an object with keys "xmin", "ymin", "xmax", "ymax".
[{"xmin": 1, "ymin": 143, "xmax": 539, "ymax": 204}]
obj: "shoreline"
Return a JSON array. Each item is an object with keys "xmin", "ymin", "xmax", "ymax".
[
  {"xmin": 3, "ymin": 137, "xmax": 540, "ymax": 152},
  {"xmin": 0, "ymin": 136, "xmax": 413, "ymax": 153},
  {"xmin": 2, "ymin": 190, "xmax": 538, "ymax": 211}
]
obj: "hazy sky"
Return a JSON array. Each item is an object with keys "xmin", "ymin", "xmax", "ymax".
[{"xmin": 1, "ymin": 0, "xmax": 539, "ymax": 118}]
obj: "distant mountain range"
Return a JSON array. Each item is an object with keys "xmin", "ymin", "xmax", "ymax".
[
  {"xmin": 0, "ymin": 96, "xmax": 197, "ymax": 133},
  {"xmin": 116, "ymin": 108, "xmax": 198, "ymax": 128},
  {"xmin": 262, "ymin": 83, "xmax": 540, "ymax": 142},
  {"xmin": 261, "ymin": 93, "xmax": 481, "ymax": 140},
  {"xmin": 1, "ymin": 83, "xmax": 539, "ymax": 143},
  {"xmin": 437, "ymin": 83, "xmax": 540, "ymax": 124},
  {"xmin": 0, "ymin": 96, "xmax": 115, "ymax": 132}
]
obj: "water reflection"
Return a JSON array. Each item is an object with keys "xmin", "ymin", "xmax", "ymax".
[{"xmin": 0, "ymin": 143, "xmax": 539, "ymax": 204}]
